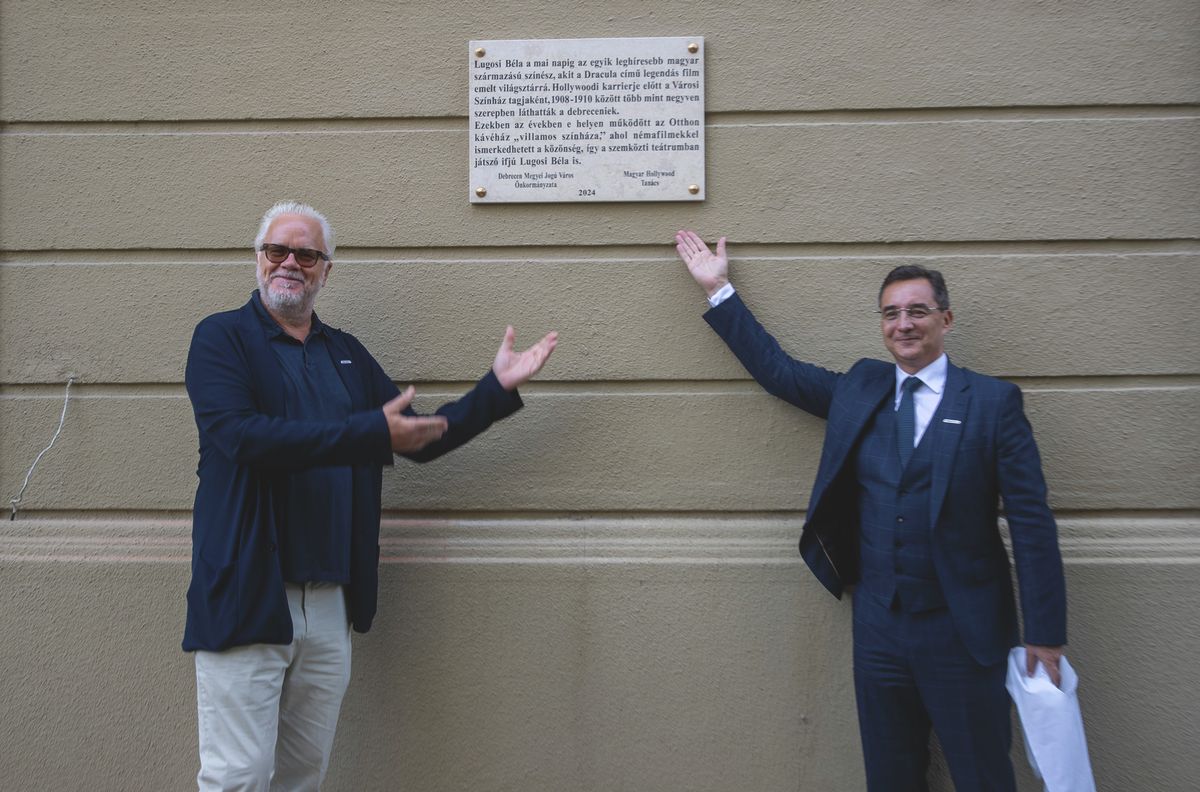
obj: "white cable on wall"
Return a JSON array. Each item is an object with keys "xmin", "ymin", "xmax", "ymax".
[{"xmin": 9, "ymin": 376, "xmax": 75, "ymax": 521}]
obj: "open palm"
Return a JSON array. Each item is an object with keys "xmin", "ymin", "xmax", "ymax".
[
  {"xmin": 674, "ymin": 230, "xmax": 729, "ymax": 296},
  {"xmin": 492, "ymin": 326, "xmax": 558, "ymax": 390}
]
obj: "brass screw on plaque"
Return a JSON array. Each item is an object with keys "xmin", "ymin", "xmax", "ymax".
[
  {"xmin": 688, "ymin": 184, "xmax": 700, "ymax": 194},
  {"xmin": 475, "ymin": 47, "xmax": 486, "ymax": 58},
  {"xmin": 687, "ymin": 42, "xmax": 699, "ymax": 53},
  {"xmin": 475, "ymin": 186, "xmax": 487, "ymax": 197}
]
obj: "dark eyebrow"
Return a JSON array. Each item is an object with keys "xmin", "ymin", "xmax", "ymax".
[{"xmin": 881, "ymin": 302, "xmax": 936, "ymax": 310}]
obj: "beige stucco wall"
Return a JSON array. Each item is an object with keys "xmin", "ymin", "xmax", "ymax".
[{"xmin": 2, "ymin": 1, "xmax": 1198, "ymax": 790}]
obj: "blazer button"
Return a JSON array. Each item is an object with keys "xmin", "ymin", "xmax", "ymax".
[
  {"xmin": 896, "ymin": 516, "xmax": 905, "ymax": 523},
  {"xmin": 268, "ymin": 542, "xmax": 277, "ymax": 552}
]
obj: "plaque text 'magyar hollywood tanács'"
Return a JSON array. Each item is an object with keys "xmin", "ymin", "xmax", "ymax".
[{"xmin": 469, "ymin": 37, "xmax": 705, "ymax": 203}]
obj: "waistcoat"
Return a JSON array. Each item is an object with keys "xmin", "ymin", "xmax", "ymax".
[{"xmin": 855, "ymin": 394, "xmax": 947, "ymax": 612}]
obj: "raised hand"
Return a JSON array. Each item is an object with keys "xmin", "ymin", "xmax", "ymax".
[
  {"xmin": 674, "ymin": 229, "xmax": 729, "ymax": 297},
  {"xmin": 492, "ymin": 326, "xmax": 558, "ymax": 391},
  {"xmin": 382, "ymin": 386, "xmax": 449, "ymax": 453}
]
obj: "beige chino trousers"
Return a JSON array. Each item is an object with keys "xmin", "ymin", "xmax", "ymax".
[{"xmin": 195, "ymin": 582, "xmax": 352, "ymax": 792}]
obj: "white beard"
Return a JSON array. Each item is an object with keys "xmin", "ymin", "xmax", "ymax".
[{"xmin": 258, "ymin": 271, "xmax": 320, "ymax": 321}]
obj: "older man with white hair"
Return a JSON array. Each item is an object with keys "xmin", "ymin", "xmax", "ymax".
[{"xmin": 184, "ymin": 201, "xmax": 557, "ymax": 790}]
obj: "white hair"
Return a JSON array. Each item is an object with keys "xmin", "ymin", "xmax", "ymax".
[{"xmin": 253, "ymin": 201, "xmax": 336, "ymax": 259}]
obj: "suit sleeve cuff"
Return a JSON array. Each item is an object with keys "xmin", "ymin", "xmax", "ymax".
[
  {"xmin": 480, "ymin": 369, "xmax": 524, "ymax": 416},
  {"xmin": 359, "ymin": 407, "xmax": 397, "ymax": 466}
]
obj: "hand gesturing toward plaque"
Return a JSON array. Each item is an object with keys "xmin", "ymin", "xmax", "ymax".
[
  {"xmin": 492, "ymin": 326, "xmax": 559, "ymax": 391},
  {"xmin": 674, "ymin": 230, "xmax": 730, "ymax": 298}
]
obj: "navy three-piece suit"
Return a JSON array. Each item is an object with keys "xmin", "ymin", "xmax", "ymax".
[{"xmin": 705, "ymin": 292, "xmax": 1067, "ymax": 789}]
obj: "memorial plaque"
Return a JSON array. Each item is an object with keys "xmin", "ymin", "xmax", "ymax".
[{"xmin": 468, "ymin": 36, "xmax": 705, "ymax": 203}]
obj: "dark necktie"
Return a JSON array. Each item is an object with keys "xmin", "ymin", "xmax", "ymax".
[{"xmin": 896, "ymin": 376, "xmax": 921, "ymax": 467}]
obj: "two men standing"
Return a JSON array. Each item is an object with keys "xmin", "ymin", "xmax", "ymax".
[
  {"xmin": 182, "ymin": 205, "xmax": 1068, "ymax": 790},
  {"xmin": 675, "ymin": 230, "xmax": 1067, "ymax": 791},
  {"xmin": 183, "ymin": 202, "xmax": 556, "ymax": 790}
]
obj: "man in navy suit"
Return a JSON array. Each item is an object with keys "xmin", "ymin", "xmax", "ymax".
[
  {"xmin": 675, "ymin": 230, "xmax": 1067, "ymax": 791},
  {"xmin": 184, "ymin": 201, "xmax": 556, "ymax": 790}
]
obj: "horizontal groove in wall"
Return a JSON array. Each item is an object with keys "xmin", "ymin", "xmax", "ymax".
[
  {"xmin": 3, "ymin": 513, "xmax": 1197, "ymax": 565},
  {"xmin": 3, "ymin": 105, "xmax": 1198, "ymax": 135},
  {"xmin": 6, "ymin": 507, "xmax": 1198, "ymax": 521},
  {"xmin": 719, "ymin": 105, "xmax": 1200, "ymax": 123},
  {"xmin": 3, "ymin": 376, "xmax": 1199, "ymax": 397},
  {"xmin": 6, "ymin": 117, "xmax": 1195, "ymax": 249},
  {"xmin": 4, "ymin": 241, "xmax": 1200, "ymax": 263}
]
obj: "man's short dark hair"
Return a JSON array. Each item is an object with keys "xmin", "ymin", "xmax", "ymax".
[{"xmin": 878, "ymin": 265, "xmax": 950, "ymax": 310}]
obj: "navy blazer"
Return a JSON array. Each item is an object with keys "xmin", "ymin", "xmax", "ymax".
[
  {"xmin": 706, "ymin": 293, "xmax": 1066, "ymax": 665},
  {"xmin": 183, "ymin": 293, "xmax": 522, "ymax": 652}
]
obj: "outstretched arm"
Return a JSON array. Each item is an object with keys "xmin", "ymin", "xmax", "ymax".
[
  {"xmin": 675, "ymin": 229, "xmax": 840, "ymax": 418},
  {"xmin": 375, "ymin": 326, "xmax": 556, "ymax": 464}
]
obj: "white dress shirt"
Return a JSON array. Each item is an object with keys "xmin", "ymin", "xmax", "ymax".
[{"xmin": 894, "ymin": 353, "xmax": 948, "ymax": 447}]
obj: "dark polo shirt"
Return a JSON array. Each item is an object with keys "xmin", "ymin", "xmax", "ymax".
[{"xmin": 252, "ymin": 291, "xmax": 353, "ymax": 583}]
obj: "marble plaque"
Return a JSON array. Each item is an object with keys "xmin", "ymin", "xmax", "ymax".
[{"xmin": 469, "ymin": 36, "xmax": 705, "ymax": 203}]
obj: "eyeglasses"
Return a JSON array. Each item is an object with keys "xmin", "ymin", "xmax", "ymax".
[
  {"xmin": 258, "ymin": 243, "xmax": 330, "ymax": 267},
  {"xmin": 876, "ymin": 305, "xmax": 943, "ymax": 322}
]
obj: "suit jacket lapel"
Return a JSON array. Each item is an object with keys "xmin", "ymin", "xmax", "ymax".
[
  {"xmin": 929, "ymin": 361, "xmax": 970, "ymax": 527},
  {"xmin": 816, "ymin": 365, "xmax": 894, "ymax": 497}
]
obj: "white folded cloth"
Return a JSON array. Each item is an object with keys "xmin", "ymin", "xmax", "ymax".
[{"xmin": 1006, "ymin": 647, "xmax": 1097, "ymax": 792}]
